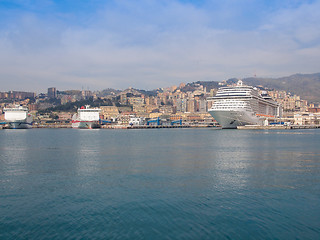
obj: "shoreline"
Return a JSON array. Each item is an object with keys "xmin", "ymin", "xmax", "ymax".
[
  {"xmin": 1, "ymin": 124, "xmax": 320, "ymax": 130},
  {"xmin": 237, "ymin": 125, "xmax": 320, "ymax": 130}
]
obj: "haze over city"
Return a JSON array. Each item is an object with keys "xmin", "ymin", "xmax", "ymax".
[{"xmin": 0, "ymin": 0, "xmax": 320, "ymax": 92}]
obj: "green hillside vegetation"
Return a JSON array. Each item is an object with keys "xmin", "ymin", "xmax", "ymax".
[
  {"xmin": 242, "ymin": 73, "xmax": 320, "ymax": 103},
  {"xmin": 39, "ymin": 98, "xmax": 113, "ymax": 113}
]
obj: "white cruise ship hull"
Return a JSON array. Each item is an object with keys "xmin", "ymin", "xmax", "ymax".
[
  {"xmin": 72, "ymin": 106, "xmax": 101, "ymax": 129},
  {"xmin": 7, "ymin": 121, "xmax": 32, "ymax": 129},
  {"xmin": 209, "ymin": 110, "xmax": 260, "ymax": 129},
  {"xmin": 72, "ymin": 120, "xmax": 101, "ymax": 129},
  {"xmin": 4, "ymin": 106, "xmax": 33, "ymax": 129}
]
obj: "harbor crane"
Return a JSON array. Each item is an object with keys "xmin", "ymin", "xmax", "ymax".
[
  {"xmin": 171, "ymin": 119, "xmax": 182, "ymax": 125},
  {"xmin": 146, "ymin": 117, "xmax": 161, "ymax": 126},
  {"xmin": 99, "ymin": 119, "xmax": 112, "ymax": 125}
]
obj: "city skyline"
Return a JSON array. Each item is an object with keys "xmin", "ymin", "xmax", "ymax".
[{"xmin": 0, "ymin": 0, "xmax": 320, "ymax": 92}]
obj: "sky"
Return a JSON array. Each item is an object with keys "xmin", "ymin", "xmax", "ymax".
[{"xmin": 0, "ymin": 0, "xmax": 320, "ymax": 92}]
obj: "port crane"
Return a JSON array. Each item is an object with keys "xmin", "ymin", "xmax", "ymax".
[
  {"xmin": 171, "ymin": 119, "xmax": 182, "ymax": 126},
  {"xmin": 99, "ymin": 119, "xmax": 112, "ymax": 125},
  {"xmin": 146, "ymin": 117, "xmax": 161, "ymax": 126}
]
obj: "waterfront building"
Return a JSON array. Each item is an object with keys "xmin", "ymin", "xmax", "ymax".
[
  {"xmin": 187, "ymin": 99, "xmax": 196, "ymax": 113},
  {"xmin": 159, "ymin": 106, "xmax": 175, "ymax": 114},
  {"xmin": 145, "ymin": 105, "xmax": 159, "ymax": 113},
  {"xmin": 175, "ymin": 99, "xmax": 187, "ymax": 113},
  {"xmin": 129, "ymin": 117, "xmax": 145, "ymax": 126},
  {"xmin": 100, "ymin": 106, "xmax": 120, "ymax": 119},
  {"xmin": 133, "ymin": 104, "xmax": 147, "ymax": 113},
  {"xmin": 198, "ymin": 99, "xmax": 207, "ymax": 112},
  {"xmin": 149, "ymin": 112, "xmax": 162, "ymax": 119},
  {"xmin": 294, "ymin": 112, "xmax": 320, "ymax": 125},
  {"xmin": 57, "ymin": 112, "xmax": 73, "ymax": 121}
]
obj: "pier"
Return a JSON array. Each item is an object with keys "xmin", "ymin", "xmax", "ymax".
[
  {"xmin": 237, "ymin": 125, "xmax": 320, "ymax": 130},
  {"xmin": 104, "ymin": 124, "xmax": 219, "ymax": 129},
  {"xmin": 1, "ymin": 123, "xmax": 319, "ymax": 130}
]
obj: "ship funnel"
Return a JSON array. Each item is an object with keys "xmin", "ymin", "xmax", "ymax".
[{"xmin": 237, "ymin": 80, "xmax": 243, "ymax": 86}]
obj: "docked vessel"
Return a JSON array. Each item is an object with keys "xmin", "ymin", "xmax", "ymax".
[
  {"xmin": 72, "ymin": 105, "xmax": 101, "ymax": 129},
  {"xmin": 3, "ymin": 105, "xmax": 33, "ymax": 129},
  {"xmin": 208, "ymin": 80, "xmax": 282, "ymax": 129}
]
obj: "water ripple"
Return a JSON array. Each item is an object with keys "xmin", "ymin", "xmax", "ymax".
[{"xmin": 0, "ymin": 129, "xmax": 320, "ymax": 239}]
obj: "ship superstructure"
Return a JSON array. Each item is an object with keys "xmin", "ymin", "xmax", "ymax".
[
  {"xmin": 3, "ymin": 105, "xmax": 33, "ymax": 129},
  {"xmin": 208, "ymin": 80, "xmax": 281, "ymax": 128},
  {"xmin": 72, "ymin": 105, "xmax": 101, "ymax": 129}
]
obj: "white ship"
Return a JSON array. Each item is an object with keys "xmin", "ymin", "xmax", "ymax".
[
  {"xmin": 72, "ymin": 105, "xmax": 101, "ymax": 129},
  {"xmin": 208, "ymin": 80, "xmax": 282, "ymax": 129},
  {"xmin": 3, "ymin": 105, "xmax": 33, "ymax": 129}
]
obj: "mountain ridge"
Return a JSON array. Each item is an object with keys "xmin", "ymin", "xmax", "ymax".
[
  {"xmin": 242, "ymin": 73, "xmax": 320, "ymax": 103},
  {"xmin": 97, "ymin": 73, "xmax": 320, "ymax": 103}
]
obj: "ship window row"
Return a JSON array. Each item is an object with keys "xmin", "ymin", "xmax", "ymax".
[
  {"xmin": 79, "ymin": 110, "xmax": 100, "ymax": 112},
  {"xmin": 220, "ymin": 88, "xmax": 252, "ymax": 91},
  {"xmin": 217, "ymin": 93, "xmax": 250, "ymax": 95},
  {"xmin": 215, "ymin": 94, "xmax": 252, "ymax": 98},
  {"xmin": 219, "ymin": 89, "xmax": 250, "ymax": 91},
  {"xmin": 213, "ymin": 104, "xmax": 249, "ymax": 108},
  {"xmin": 212, "ymin": 106, "xmax": 252, "ymax": 110},
  {"xmin": 4, "ymin": 109, "xmax": 28, "ymax": 111},
  {"xmin": 214, "ymin": 100, "xmax": 249, "ymax": 103},
  {"xmin": 214, "ymin": 102, "xmax": 247, "ymax": 105},
  {"xmin": 217, "ymin": 91, "xmax": 250, "ymax": 94}
]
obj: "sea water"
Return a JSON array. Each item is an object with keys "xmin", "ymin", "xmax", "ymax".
[{"xmin": 0, "ymin": 128, "xmax": 319, "ymax": 239}]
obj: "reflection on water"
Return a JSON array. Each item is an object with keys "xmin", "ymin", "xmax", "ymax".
[{"xmin": 0, "ymin": 128, "xmax": 320, "ymax": 239}]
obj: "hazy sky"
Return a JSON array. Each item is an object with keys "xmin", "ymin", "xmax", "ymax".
[{"xmin": 0, "ymin": 0, "xmax": 319, "ymax": 92}]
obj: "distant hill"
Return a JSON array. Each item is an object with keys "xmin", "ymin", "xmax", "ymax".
[
  {"xmin": 242, "ymin": 73, "xmax": 320, "ymax": 103},
  {"xmin": 180, "ymin": 81, "xmax": 220, "ymax": 92},
  {"xmin": 95, "ymin": 73, "xmax": 320, "ymax": 103},
  {"xmin": 97, "ymin": 88, "xmax": 121, "ymax": 97},
  {"xmin": 98, "ymin": 87, "xmax": 157, "ymax": 97}
]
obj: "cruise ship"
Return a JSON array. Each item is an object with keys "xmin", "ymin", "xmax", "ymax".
[
  {"xmin": 3, "ymin": 105, "xmax": 33, "ymax": 129},
  {"xmin": 72, "ymin": 105, "xmax": 101, "ymax": 129},
  {"xmin": 208, "ymin": 80, "xmax": 282, "ymax": 129}
]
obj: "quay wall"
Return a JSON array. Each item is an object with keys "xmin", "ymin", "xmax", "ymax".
[
  {"xmin": 1, "ymin": 124, "xmax": 319, "ymax": 130},
  {"xmin": 237, "ymin": 125, "xmax": 320, "ymax": 130}
]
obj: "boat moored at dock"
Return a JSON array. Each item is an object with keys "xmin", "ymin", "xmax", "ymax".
[
  {"xmin": 3, "ymin": 105, "xmax": 33, "ymax": 129},
  {"xmin": 72, "ymin": 105, "xmax": 101, "ymax": 129},
  {"xmin": 208, "ymin": 80, "xmax": 282, "ymax": 129}
]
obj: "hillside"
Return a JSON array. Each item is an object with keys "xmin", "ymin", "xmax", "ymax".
[{"xmin": 242, "ymin": 73, "xmax": 320, "ymax": 103}]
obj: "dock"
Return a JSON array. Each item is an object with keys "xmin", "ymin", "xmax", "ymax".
[
  {"xmin": 237, "ymin": 125, "xmax": 320, "ymax": 130},
  {"xmin": 105, "ymin": 124, "xmax": 219, "ymax": 129},
  {"xmin": 1, "ymin": 123, "xmax": 319, "ymax": 130},
  {"xmin": 34, "ymin": 124, "xmax": 72, "ymax": 128}
]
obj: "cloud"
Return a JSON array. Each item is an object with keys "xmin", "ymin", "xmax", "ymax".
[{"xmin": 0, "ymin": 0, "xmax": 320, "ymax": 92}]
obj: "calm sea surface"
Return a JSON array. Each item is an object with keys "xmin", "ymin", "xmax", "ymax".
[{"xmin": 0, "ymin": 128, "xmax": 320, "ymax": 239}]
